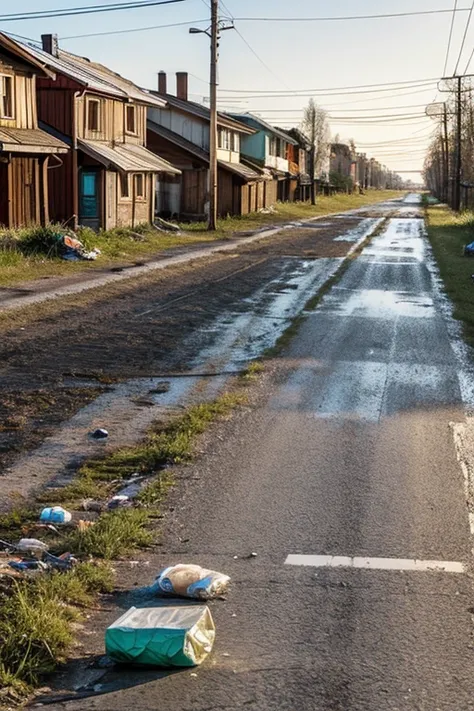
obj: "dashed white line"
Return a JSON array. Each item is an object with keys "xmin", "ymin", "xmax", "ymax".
[{"xmin": 285, "ymin": 555, "xmax": 465, "ymax": 573}]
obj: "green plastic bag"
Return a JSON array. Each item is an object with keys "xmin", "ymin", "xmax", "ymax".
[{"xmin": 105, "ymin": 605, "xmax": 215, "ymax": 667}]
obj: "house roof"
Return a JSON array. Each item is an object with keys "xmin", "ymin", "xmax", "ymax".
[
  {"xmin": 0, "ymin": 127, "xmax": 69, "ymax": 154},
  {"xmin": 18, "ymin": 41, "xmax": 166, "ymax": 107},
  {"xmin": 147, "ymin": 119, "xmax": 263, "ymax": 181},
  {"xmin": 280, "ymin": 126, "xmax": 312, "ymax": 150},
  {"xmin": 227, "ymin": 113, "xmax": 298, "ymax": 145},
  {"xmin": 151, "ymin": 93, "xmax": 256, "ymax": 134},
  {"xmin": 77, "ymin": 139, "xmax": 180, "ymax": 174},
  {"xmin": 0, "ymin": 33, "xmax": 56, "ymax": 78}
]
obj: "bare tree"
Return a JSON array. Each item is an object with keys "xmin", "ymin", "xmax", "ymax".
[{"xmin": 301, "ymin": 99, "xmax": 331, "ymax": 205}]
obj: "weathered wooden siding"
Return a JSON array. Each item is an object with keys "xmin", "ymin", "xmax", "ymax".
[
  {"xmin": 149, "ymin": 107, "xmax": 209, "ymax": 150},
  {"xmin": 76, "ymin": 95, "xmax": 146, "ymax": 144},
  {"xmin": 181, "ymin": 169, "xmax": 207, "ymax": 216},
  {"xmin": 0, "ymin": 57, "xmax": 36, "ymax": 130},
  {"xmin": 9, "ymin": 157, "xmax": 38, "ymax": 226}
]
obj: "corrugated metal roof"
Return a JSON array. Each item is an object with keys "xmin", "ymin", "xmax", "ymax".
[
  {"xmin": 227, "ymin": 113, "xmax": 299, "ymax": 145},
  {"xmin": 0, "ymin": 126, "xmax": 68, "ymax": 152},
  {"xmin": 147, "ymin": 120, "xmax": 262, "ymax": 182},
  {"xmin": 19, "ymin": 41, "xmax": 166, "ymax": 107},
  {"xmin": 77, "ymin": 140, "xmax": 181, "ymax": 174},
  {"xmin": 0, "ymin": 33, "xmax": 56, "ymax": 79},
  {"xmin": 152, "ymin": 93, "xmax": 256, "ymax": 134}
]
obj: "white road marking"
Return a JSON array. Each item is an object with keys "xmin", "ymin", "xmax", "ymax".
[{"xmin": 285, "ymin": 555, "xmax": 465, "ymax": 573}]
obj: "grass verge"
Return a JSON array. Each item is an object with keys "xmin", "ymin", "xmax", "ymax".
[
  {"xmin": 425, "ymin": 203, "xmax": 474, "ymax": 347},
  {"xmin": 0, "ymin": 562, "xmax": 113, "ymax": 700},
  {"xmin": 0, "ymin": 191, "xmax": 403, "ymax": 288},
  {"xmin": 0, "ymin": 390, "xmax": 250, "ymax": 702}
]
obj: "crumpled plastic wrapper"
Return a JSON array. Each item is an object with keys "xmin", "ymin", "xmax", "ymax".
[
  {"xmin": 105, "ymin": 605, "xmax": 215, "ymax": 667},
  {"xmin": 151, "ymin": 564, "xmax": 230, "ymax": 600}
]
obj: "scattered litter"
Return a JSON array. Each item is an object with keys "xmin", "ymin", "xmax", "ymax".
[
  {"xmin": 258, "ymin": 205, "xmax": 277, "ymax": 215},
  {"xmin": 149, "ymin": 382, "xmax": 171, "ymax": 394},
  {"xmin": 247, "ymin": 552, "xmax": 258, "ymax": 559},
  {"xmin": 17, "ymin": 538, "xmax": 49, "ymax": 555},
  {"xmin": 190, "ymin": 673, "xmax": 198, "ymax": 678},
  {"xmin": 154, "ymin": 217, "xmax": 181, "ymax": 233},
  {"xmin": 43, "ymin": 551, "xmax": 77, "ymax": 571},
  {"xmin": 222, "ymin": 653, "xmax": 230, "ymax": 657},
  {"xmin": 114, "ymin": 476, "xmax": 146, "ymax": 500},
  {"xmin": 107, "ymin": 495, "xmax": 132, "ymax": 510},
  {"xmin": 465, "ymin": 242, "xmax": 474, "ymax": 256},
  {"xmin": 82, "ymin": 499, "xmax": 104, "ymax": 513},
  {"xmin": 151, "ymin": 564, "xmax": 230, "ymax": 600},
  {"xmin": 60, "ymin": 234, "xmax": 101, "ymax": 261},
  {"xmin": 8, "ymin": 559, "xmax": 48, "ymax": 572},
  {"xmin": 40, "ymin": 506, "xmax": 72, "ymax": 524},
  {"xmin": 105, "ymin": 605, "xmax": 215, "ymax": 667},
  {"xmin": 91, "ymin": 428, "xmax": 109, "ymax": 439},
  {"xmin": 77, "ymin": 520, "xmax": 95, "ymax": 532}
]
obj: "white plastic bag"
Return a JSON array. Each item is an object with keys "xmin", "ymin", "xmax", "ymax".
[{"xmin": 152, "ymin": 564, "xmax": 230, "ymax": 600}]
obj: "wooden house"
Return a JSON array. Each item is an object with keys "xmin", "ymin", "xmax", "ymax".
[
  {"xmin": 23, "ymin": 34, "xmax": 180, "ymax": 230},
  {"xmin": 279, "ymin": 127, "xmax": 313, "ymax": 202},
  {"xmin": 0, "ymin": 33, "xmax": 68, "ymax": 228},
  {"xmin": 147, "ymin": 72, "xmax": 268, "ymax": 219},
  {"xmin": 227, "ymin": 113, "xmax": 298, "ymax": 203}
]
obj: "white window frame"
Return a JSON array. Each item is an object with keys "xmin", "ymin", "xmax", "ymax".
[{"xmin": 134, "ymin": 173, "xmax": 146, "ymax": 200}]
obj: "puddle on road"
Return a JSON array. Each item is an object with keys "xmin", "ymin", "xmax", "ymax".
[
  {"xmin": 323, "ymin": 289, "xmax": 435, "ymax": 319},
  {"xmin": 3, "ymin": 254, "xmax": 344, "ymax": 500}
]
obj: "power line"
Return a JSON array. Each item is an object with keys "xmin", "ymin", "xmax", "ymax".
[
  {"xmin": 231, "ymin": 8, "xmax": 472, "ymax": 22},
  {"xmin": 61, "ymin": 18, "xmax": 205, "ymax": 40},
  {"xmin": 218, "ymin": 78, "xmax": 438, "ymax": 95},
  {"xmin": 453, "ymin": 0, "xmax": 474, "ymax": 74},
  {"xmin": 218, "ymin": 103, "xmax": 430, "ymax": 113},
  {"xmin": 0, "ymin": 0, "xmax": 185, "ymax": 22},
  {"xmin": 443, "ymin": 0, "xmax": 458, "ymax": 75},
  {"xmin": 232, "ymin": 26, "xmax": 291, "ymax": 90}
]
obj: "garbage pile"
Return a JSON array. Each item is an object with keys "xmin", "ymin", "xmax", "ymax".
[
  {"xmin": 60, "ymin": 234, "xmax": 101, "ymax": 261},
  {"xmin": 105, "ymin": 563, "xmax": 230, "ymax": 668}
]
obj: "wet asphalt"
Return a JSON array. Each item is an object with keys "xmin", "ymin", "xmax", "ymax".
[{"xmin": 53, "ymin": 195, "xmax": 474, "ymax": 710}]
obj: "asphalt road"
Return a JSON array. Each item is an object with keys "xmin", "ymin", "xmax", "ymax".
[{"xmin": 54, "ymin": 194, "xmax": 474, "ymax": 710}]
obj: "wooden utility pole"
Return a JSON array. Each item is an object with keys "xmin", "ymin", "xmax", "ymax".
[
  {"xmin": 454, "ymin": 75, "xmax": 462, "ymax": 211},
  {"xmin": 443, "ymin": 103, "xmax": 449, "ymax": 203},
  {"xmin": 208, "ymin": 0, "xmax": 218, "ymax": 231}
]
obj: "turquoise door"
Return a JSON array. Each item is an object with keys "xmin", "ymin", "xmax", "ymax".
[{"xmin": 79, "ymin": 170, "xmax": 100, "ymax": 229}]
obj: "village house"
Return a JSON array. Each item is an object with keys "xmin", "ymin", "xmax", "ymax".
[
  {"xmin": 330, "ymin": 142, "xmax": 356, "ymax": 192},
  {"xmin": 279, "ymin": 127, "xmax": 313, "ymax": 202},
  {"xmin": 21, "ymin": 34, "xmax": 180, "ymax": 231},
  {"xmin": 0, "ymin": 33, "xmax": 69, "ymax": 228},
  {"xmin": 227, "ymin": 112, "xmax": 298, "ymax": 203},
  {"xmin": 146, "ymin": 71, "xmax": 266, "ymax": 219}
]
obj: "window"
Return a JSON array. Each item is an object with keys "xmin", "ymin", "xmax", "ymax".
[
  {"xmin": 87, "ymin": 98, "xmax": 101, "ymax": 132},
  {"xmin": 134, "ymin": 173, "xmax": 145, "ymax": 199},
  {"xmin": 126, "ymin": 105, "xmax": 136, "ymax": 134},
  {"xmin": 120, "ymin": 173, "xmax": 129, "ymax": 198},
  {"xmin": 0, "ymin": 75, "xmax": 13, "ymax": 119}
]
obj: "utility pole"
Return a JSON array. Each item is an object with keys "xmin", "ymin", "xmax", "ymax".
[
  {"xmin": 454, "ymin": 75, "xmax": 463, "ymax": 211},
  {"xmin": 443, "ymin": 103, "xmax": 449, "ymax": 203},
  {"xmin": 209, "ymin": 0, "xmax": 218, "ymax": 231}
]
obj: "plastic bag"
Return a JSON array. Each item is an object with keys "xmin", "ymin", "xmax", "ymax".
[
  {"xmin": 465, "ymin": 241, "xmax": 474, "ymax": 256},
  {"xmin": 105, "ymin": 605, "xmax": 215, "ymax": 667},
  {"xmin": 152, "ymin": 564, "xmax": 230, "ymax": 600},
  {"xmin": 40, "ymin": 506, "xmax": 72, "ymax": 524}
]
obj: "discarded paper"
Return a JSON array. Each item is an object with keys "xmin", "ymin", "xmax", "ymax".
[
  {"xmin": 105, "ymin": 605, "xmax": 215, "ymax": 667},
  {"xmin": 152, "ymin": 564, "xmax": 230, "ymax": 600}
]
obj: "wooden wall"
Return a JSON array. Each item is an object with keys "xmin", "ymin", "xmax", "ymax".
[
  {"xmin": 7, "ymin": 157, "xmax": 39, "ymax": 227},
  {"xmin": 0, "ymin": 55, "xmax": 37, "ymax": 130},
  {"xmin": 76, "ymin": 95, "xmax": 146, "ymax": 145}
]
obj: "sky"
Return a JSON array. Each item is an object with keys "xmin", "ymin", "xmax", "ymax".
[{"xmin": 2, "ymin": 0, "xmax": 473, "ymax": 182}]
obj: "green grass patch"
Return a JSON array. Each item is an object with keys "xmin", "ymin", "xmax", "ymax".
[
  {"xmin": 425, "ymin": 204, "xmax": 474, "ymax": 347},
  {"xmin": 0, "ymin": 192, "xmax": 403, "ymax": 288},
  {"xmin": 0, "ymin": 561, "xmax": 113, "ymax": 695},
  {"xmin": 56, "ymin": 508, "xmax": 153, "ymax": 559},
  {"xmin": 181, "ymin": 190, "xmax": 404, "ymax": 238}
]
